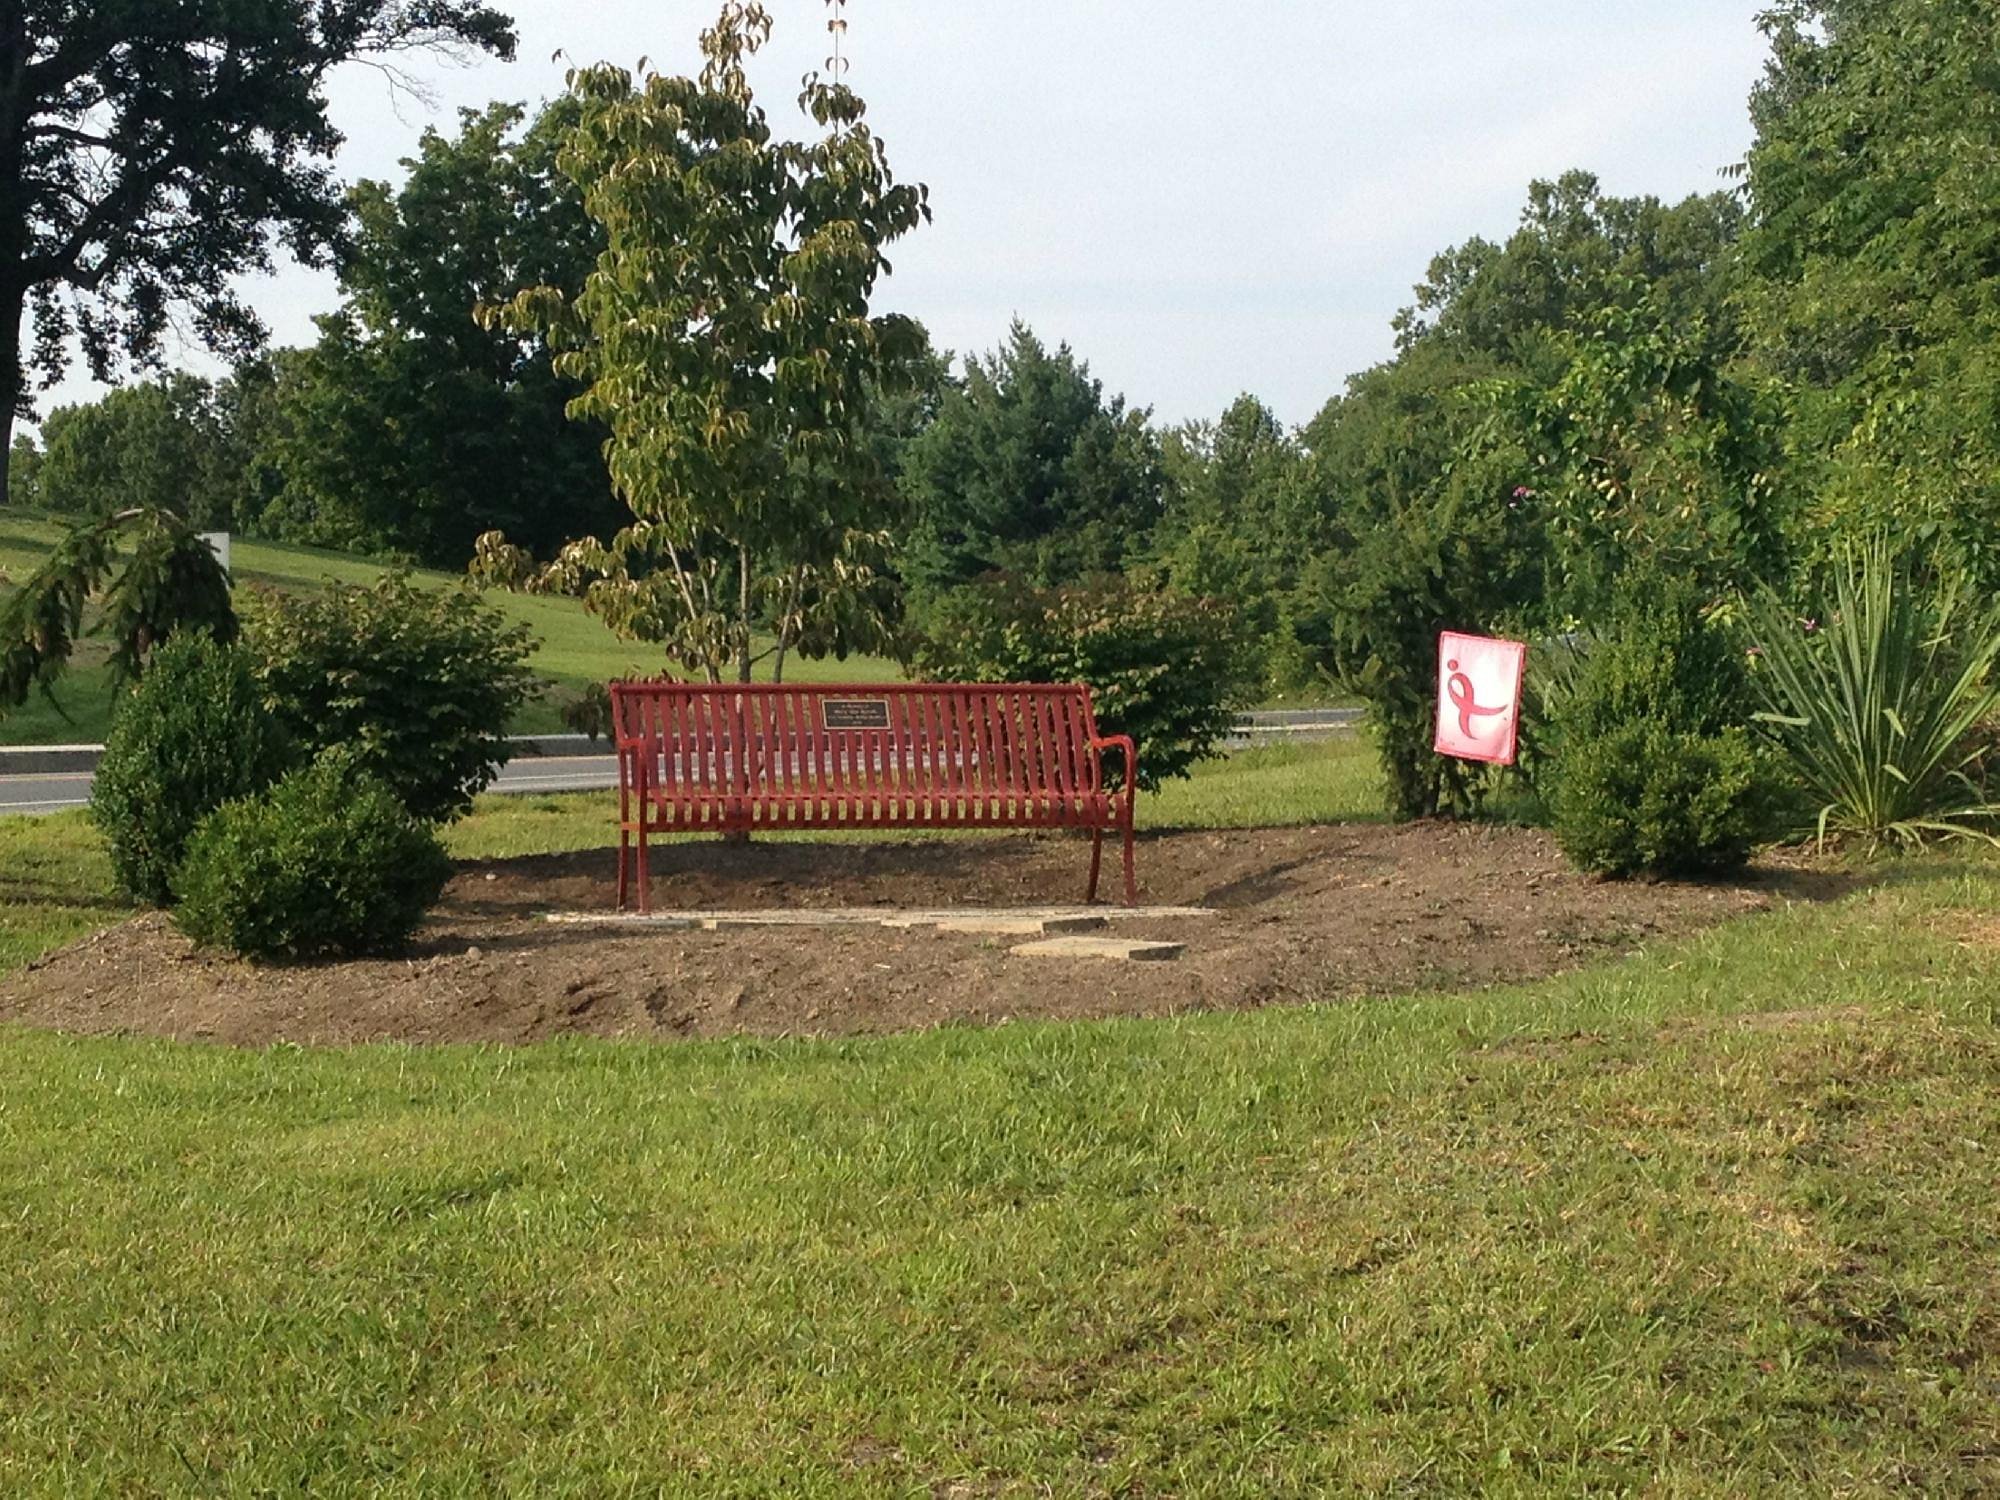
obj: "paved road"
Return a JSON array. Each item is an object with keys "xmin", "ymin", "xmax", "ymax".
[
  {"xmin": 0, "ymin": 754, "xmax": 629, "ymax": 816},
  {"xmin": 0, "ymin": 709, "xmax": 1358, "ymax": 816}
]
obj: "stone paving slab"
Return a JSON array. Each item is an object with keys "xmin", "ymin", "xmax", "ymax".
[
  {"xmin": 927, "ymin": 915, "xmax": 1107, "ymax": 937},
  {"xmin": 1008, "ymin": 936, "xmax": 1186, "ymax": 961},
  {"xmin": 545, "ymin": 905, "xmax": 1213, "ymax": 931}
]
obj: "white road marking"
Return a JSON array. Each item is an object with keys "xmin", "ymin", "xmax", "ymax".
[{"xmin": 0, "ymin": 796, "xmax": 89, "ymax": 813}]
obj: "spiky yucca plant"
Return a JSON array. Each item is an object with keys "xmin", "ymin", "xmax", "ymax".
[{"xmin": 1748, "ymin": 542, "xmax": 2000, "ymax": 850}]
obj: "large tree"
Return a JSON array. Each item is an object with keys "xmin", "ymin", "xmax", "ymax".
[
  {"xmin": 1150, "ymin": 395, "xmax": 1321, "ymax": 691},
  {"xmin": 255, "ymin": 100, "xmax": 618, "ymax": 563},
  {"xmin": 1739, "ymin": 0, "xmax": 2000, "ymax": 589},
  {"xmin": 899, "ymin": 321, "xmax": 1166, "ymax": 602},
  {"xmin": 1297, "ymin": 176, "xmax": 1752, "ymax": 815},
  {"xmin": 0, "ymin": 0, "xmax": 517, "ymax": 508},
  {"xmin": 35, "ymin": 373, "xmax": 233, "ymax": 526},
  {"xmin": 481, "ymin": 2, "xmax": 930, "ymax": 683}
]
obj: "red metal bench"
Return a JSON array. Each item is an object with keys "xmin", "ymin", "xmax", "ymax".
[{"xmin": 610, "ymin": 682, "xmax": 1138, "ymax": 913}]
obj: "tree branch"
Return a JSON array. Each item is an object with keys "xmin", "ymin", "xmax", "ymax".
[{"xmin": 24, "ymin": 122, "xmax": 122, "ymax": 151}]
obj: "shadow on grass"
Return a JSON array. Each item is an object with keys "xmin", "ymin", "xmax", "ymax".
[{"xmin": 0, "ymin": 879, "xmax": 131, "ymax": 916}]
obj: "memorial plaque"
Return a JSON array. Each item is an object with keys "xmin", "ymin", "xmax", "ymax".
[{"xmin": 821, "ymin": 697, "xmax": 892, "ymax": 731}]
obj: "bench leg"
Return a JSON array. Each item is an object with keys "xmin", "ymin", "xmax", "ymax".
[
  {"xmin": 1086, "ymin": 828, "xmax": 1104, "ymax": 903},
  {"xmin": 617, "ymin": 823, "xmax": 630, "ymax": 911},
  {"xmin": 636, "ymin": 820, "xmax": 652, "ymax": 916},
  {"xmin": 1121, "ymin": 817, "xmax": 1137, "ymax": 907}
]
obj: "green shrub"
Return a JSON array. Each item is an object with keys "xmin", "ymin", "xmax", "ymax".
[
  {"xmin": 1747, "ymin": 540, "xmax": 2000, "ymax": 850},
  {"xmin": 172, "ymin": 749, "xmax": 454, "ymax": 960},
  {"xmin": 1548, "ymin": 580, "xmax": 1751, "ymax": 745},
  {"xmin": 243, "ymin": 574, "xmax": 540, "ymax": 822},
  {"xmin": 1315, "ymin": 484, "xmax": 1544, "ymax": 821},
  {"xmin": 1552, "ymin": 722, "xmax": 1773, "ymax": 877},
  {"xmin": 89, "ymin": 633, "xmax": 291, "ymax": 905},
  {"xmin": 1549, "ymin": 574, "xmax": 1782, "ymax": 876},
  {"xmin": 912, "ymin": 572, "xmax": 1254, "ymax": 790}
]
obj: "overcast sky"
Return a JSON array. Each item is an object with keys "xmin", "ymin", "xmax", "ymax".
[{"xmin": 40, "ymin": 0, "xmax": 1775, "ymax": 430}]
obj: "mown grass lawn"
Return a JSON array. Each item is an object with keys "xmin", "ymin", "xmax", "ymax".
[
  {"xmin": 4, "ymin": 742, "xmax": 1999, "ymax": 1492},
  {"xmin": 0, "ymin": 511, "xmax": 899, "ymax": 745}
]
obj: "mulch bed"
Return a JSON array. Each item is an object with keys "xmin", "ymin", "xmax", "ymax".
[{"xmin": 0, "ymin": 823, "xmax": 1850, "ymax": 1047}]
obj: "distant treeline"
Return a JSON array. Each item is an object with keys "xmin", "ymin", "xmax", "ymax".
[{"xmin": 12, "ymin": 0, "xmax": 1997, "ymax": 697}]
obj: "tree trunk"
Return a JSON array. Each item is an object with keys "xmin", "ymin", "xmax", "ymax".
[
  {"xmin": 0, "ymin": 398, "xmax": 12, "ymax": 512},
  {"xmin": 736, "ymin": 544, "xmax": 754, "ymax": 684},
  {"xmin": 0, "ymin": 0, "xmax": 23, "ymax": 512},
  {"xmin": 771, "ymin": 566, "xmax": 802, "ymax": 685},
  {"xmin": 726, "ymin": 542, "xmax": 753, "ymax": 845},
  {"xmin": 0, "ymin": 284, "xmax": 20, "ymax": 511}
]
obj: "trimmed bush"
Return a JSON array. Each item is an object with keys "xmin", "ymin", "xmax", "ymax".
[
  {"xmin": 912, "ymin": 572, "xmax": 1254, "ymax": 790},
  {"xmin": 1552, "ymin": 722, "xmax": 1772, "ymax": 877},
  {"xmin": 89, "ymin": 633, "xmax": 291, "ymax": 905},
  {"xmin": 172, "ymin": 749, "xmax": 453, "ymax": 960},
  {"xmin": 1549, "ymin": 574, "xmax": 1783, "ymax": 876},
  {"xmin": 243, "ymin": 574, "xmax": 539, "ymax": 822}
]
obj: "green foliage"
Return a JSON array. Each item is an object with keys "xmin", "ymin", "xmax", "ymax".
[
  {"xmin": 1395, "ymin": 172, "xmax": 1746, "ymax": 364},
  {"xmin": 243, "ymin": 575, "xmax": 539, "ymax": 823},
  {"xmin": 1740, "ymin": 0, "xmax": 2000, "ymax": 592},
  {"xmin": 250, "ymin": 102, "xmax": 620, "ymax": 564},
  {"xmin": 1748, "ymin": 541, "xmax": 2000, "ymax": 850},
  {"xmin": 1152, "ymin": 395, "xmax": 1326, "ymax": 695},
  {"xmin": 1296, "ymin": 172, "xmax": 1802, "ymax": 822},
  {"xmin": 7, "ymin": 435, "xmax": 42, "ymax": 509},
  {"xmin": 479, "ymin": 6, "xmax": 929, "ymax": 683},
  {"xmin": 0, "ymin": 504, "xmax": 235, "ymax": 713},
  {"xmin": 1549, "ymin": 575, "xmax": 1780, "ymax": 876},
  {"xmin": 913, "ymin": 573, "xmax": 1253, "ymax": 790},
  {"xmin": 1, "ymin": 0, "xmax": 516, "ymax": 503},
  {"xmin": 1545, "ymin": 573, "xmax": 1759, "ymax": 749},
  {"xmin": 1472, "ymin": 289, "xmax": 1790, "ymax": 619},
  {"xmin": 901, "ymin": 323, "xmax": 1166, "ymax": 603},
  {"xmin": 1310, "ymin": 367, "xmax": 1544, "ymax": 819},
  {"xmin": 88, "ymin": 634, "xmax": 290, "ymax": 905},
  {"xmin": 172, "ymin": 748, "xmax": 452, "ymax": 960},
  {"xmin": 35, "ymin": 375, "xmax": 237, "ymax": 528},
  {"xmin": 1551, "ymin": 723, "xmax": 1773, "ymax": 878}
]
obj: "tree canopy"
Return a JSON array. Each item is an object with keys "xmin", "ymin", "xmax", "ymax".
[
  {"xmin": 34, "ymin": 373, "xmax": 234, "ymax": 528},
  {"xmin": 0, "ymin": 0, "xmax": 517, "ymax": 505},
  {"xmin": 1739, "ymin": 0, "xmax": 2000, "ymax": 588},
  {"xmin": 480, "ymin": 2, "xmax": 931, "ymax": 683},
  {"xmin": 900, "ymin": 322, "xmax": 1166, "ymax": 601},
  {"xmin": 254, "ymin": 100, "xmax": 619, "ymax": 562}
]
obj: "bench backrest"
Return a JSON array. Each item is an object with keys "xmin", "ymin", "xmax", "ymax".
[{"xmin": 610, "ymin": 682, "xmax": 1106, "ymax": 805}]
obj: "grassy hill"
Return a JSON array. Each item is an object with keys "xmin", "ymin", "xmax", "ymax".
[{"xmin": 0, "ymin": 511, "xmax": 901, "ymax": 746}]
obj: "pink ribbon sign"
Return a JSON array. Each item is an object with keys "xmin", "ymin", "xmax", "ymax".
[{"xmin": 1434, "ymin": 631, "xmax": 1527, "ymax": 765}]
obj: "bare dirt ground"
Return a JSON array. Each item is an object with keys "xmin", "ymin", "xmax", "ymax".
[{"xmin": 0, "ymin": 824, "xmax": 1849, "ymax": 1047}]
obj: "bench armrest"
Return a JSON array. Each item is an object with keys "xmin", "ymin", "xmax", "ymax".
[{"xmin": 1088, "ymin": 734, "xmax": 1138, "ymax": 804}]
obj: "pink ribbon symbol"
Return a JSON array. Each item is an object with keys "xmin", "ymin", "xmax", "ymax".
[{"xmin": 1446, "ymin": 659, "xmax": 1509, "ymax": 739}]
